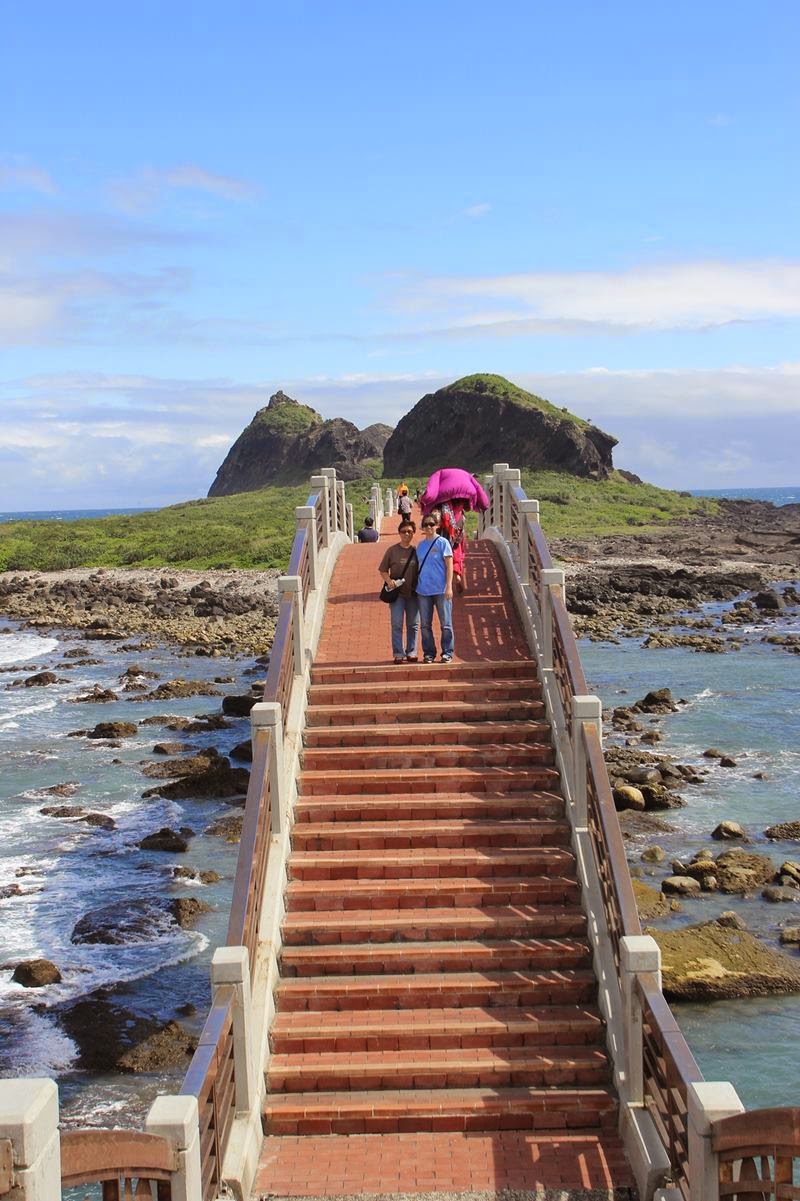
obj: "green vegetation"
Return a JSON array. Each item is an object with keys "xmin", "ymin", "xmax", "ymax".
[
  {"xmin": 252, "ymin": 399, "xmax": 321, "ymax": 435},
  {"xmin": 0, "ymin": 470, "xmax": 717, "ymax": 573},
  {"xmin": 444, "ymin": 373, "xmax": 593, "ymax": 430}
]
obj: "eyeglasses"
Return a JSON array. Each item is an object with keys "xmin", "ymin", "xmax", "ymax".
[{"xmin": 422, "ymin": 521, "xmax": 436, "ymax": 528}]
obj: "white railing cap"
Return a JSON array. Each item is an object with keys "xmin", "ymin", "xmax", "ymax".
[
  {"xmin": 278, "ymin": 575, "xmax": 302, "ymax": 593},
  {"xmin": 251, "ymin": 701, "xmax": 282, "ymax": 729},
  {"xmin": 687, "ymin": 1081, "xmax": 745, "ymax": 1134},
  {"xmin": 211, "ymin": 945, "xmax": 249, "ymax": 985},
  {"xmin": 147, "ymin": 1094, "xmax": 198, "ymax": 1146},
  {"xmin": 620, "ymin": 933, "xmax": 661, "ymax": 972}
]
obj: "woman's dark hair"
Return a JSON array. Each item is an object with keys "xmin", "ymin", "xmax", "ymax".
[{"xmin": 398, "ymin": 519, "xmax": 416, "ymax": 533}]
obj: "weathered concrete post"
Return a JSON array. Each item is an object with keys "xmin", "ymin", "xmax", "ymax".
[
  {"xmin": 687, "ymin": 1082, "xmax": 744, "ymax": 1201},
  {"xmin": 346, "ymin": 502, "xmax": 355, "ymax": 542},
  {"xmin": 480, "ymin": 475, "xmax": 494, "ymax": 536},
  {"xmin": 0, "ymin": 1078, "xmax": 61, "ymax": 1200},
  {"xmin": 498, "ymin": 467, "xmax": 520, "ymax": 545},
  {"xmin": 570, "ymin": 694, "xmax": 603, "ymax": 827},
  {"xmin": 492, "ymin": 463, "xmax": 508, "ymax": 530},
  {"xmin": 619, "ymin": 935, "xmax": 661, "ymax": 1106},
  {"xmin": 320, "ymin": 467, "xmax": 338, "ymax": 533},
  {"xmin": 278, "ymin": 575, "xmax": 305, "ymax": 677},
  {"xmin": 369, "ymin": 484, "xmax": 382, "ymax": 526},
  {"xmin": 310, "ymin": 476, "xmax": 331, "ymax": 547},
  {"xmin": 517, "ymin": 499, "xmax": 539, "ymax": 584},
  {"xmin": 385, "ymin": 487, "xmax": 394, "ymax": 516},
  {"xmin": 211, "ymin": 947, "xmax": 257, "ymax": 1115},
  {"xmin": 540, "ymin": 568, "xmax": 565, "ymax": 670},
  {"xmin": 250, "ymin": 701, "xmax": 286, "ymax": 834},
  {"xmin": 146, "ymin": 1095, "xmax": 202, "ymax": 1201},
  {"xmin": 295, "ymin": 505, "xmax": 319, "ymax": 591},
  {"xmin": 336, "ymin": 479, "xmax": 347, "ymax": 533}
]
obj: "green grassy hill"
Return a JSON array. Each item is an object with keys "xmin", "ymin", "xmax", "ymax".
[{"xmin": 0, "ymin": 472, "xmax": 717, "ymax": 573}]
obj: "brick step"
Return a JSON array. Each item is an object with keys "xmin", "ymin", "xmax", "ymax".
[
  {"xmin": 280, "ymin": 938, "xmax": 591, "ymax": 977},
  {"xmin": 308, "ymin": 679, "xmax": 541, "ymax": 709},
  {"xmin": 311, "ymin": 660, "xmax": 540, "ymax": 686},
  {"xmin": 304, "ymin": 719, "xmax": 552, "ymax": 749},
  {"xmin": 281, "ymin": 905, "xmax": 587, "ymax": 946},
  {"xmin": 263, "ymin": 1085, "xmax": 619, "ymax": 1135},
  {"xmin": 270, "ymin": 1004, "xmax": 605, "ymax": 1054},
  {"xmin": 301, "ymin": 742, "xmax": 555, "ymax": 773},
  {"xmin": 289, "ymin": 845, "xmax": 576, "ymax": 881},
  {"xmin": 276, "ymin": 968, "xmax": 598, "ymax": 1012},
  {"xmin": 291, "ymin": 818, "xmax": 571, "ymax": 854},
  {"xmin": 267, "ymin": 1044, "xmax": 611, "ymax": 1093},
  {"xmin": 285, "ymin": 874, "xmax": 582, "ymax": 912},
  {"xmin": 298, "ymin": 766, "xmax": 561, "ymax": 797},
  {"xmin": 293, "ymin": 791, "xmax": 565, "ymax": 824},
  {"xmin": 305, "ymin": 698, "xmax": 546, "ymax": 728}
]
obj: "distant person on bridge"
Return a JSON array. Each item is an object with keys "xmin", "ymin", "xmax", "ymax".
[
  {"xmin": 419, "ymin": 467, "xmax": 489, "ymax": 595},
  {"xmin": 357, "ymin": 516, "xmax": 380, "ymax": 543},
  {"xmin": 378, "ymin": 520, "xmax": 420, "ymax": 663},
  {"xmin": 416, "ymin": 511, "xmax": 454, "ymax": 664}
]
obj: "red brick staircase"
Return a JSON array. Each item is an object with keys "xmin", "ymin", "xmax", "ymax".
[{"xmin": 263, "ymin": 657, "xmax": 617, "ymax": 1139}]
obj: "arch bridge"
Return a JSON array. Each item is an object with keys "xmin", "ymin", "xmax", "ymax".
[{"xmin": 1, "ymin": 465, "xmax": 798, "ymax": 1201}]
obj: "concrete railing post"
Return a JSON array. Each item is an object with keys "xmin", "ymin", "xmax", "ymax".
[
  {"xmin": 491, "ymin": 463, "xmax": 508, "ymax": 530},
  {"xmin": 517, "ymin": 499, "xmax": 539, "ymax": 584},
  {"xmin": 346, "ymin": 502, "xmax": 354, "ymax": 542},
  {"xmin": 295, "ymin": 505, "xmax": 319, "ymax": 591},
  {"xmin": 0, "ymin": 1079, "xmax": 61, "ymax": 1200},
  {"xmin": 385, "ymin": 487, "xmax": 394, "ymax": 516},
  {"xmin": 320, "ymin": 467, "xmax": 338, "ymax": 533},
  {"xmin": 480, "ymin": 475, "xmax": 493, "ymax": 536},
  {"xmin": 250, "ymin": 702, "xmax": 286, "ymax": 834},
  {"xmin": 278, "ymin": 575, "xmax": 305, "ymax": 677},
  {"xmin": 620, "ymin": 935, "xmax": 661, "ymax": 1107},
  {"xmin": 336, "ymin": 480, "xmax": 347, "ymax": 534},
  {"xmin": 571, "ymin": 694, "xmax": 603, "ymax": 827},
  {"xmin": 146, "ymin": 1095, "xmax": 202, "ymax": 1201},
  {"xmin": 310, "ymin": 476, "xmax": 331, "ymax": 548},
  {"xmin": 687, "ymin": 1082, "xmax": 745, "ymax": 1201},
  {"xmin": 499, "ymin": 467, "xmax": 520, "ymax": 545},
  {"xmin": 211, "ymin": 947, "xmax": 257, "ymax": 1115},
  {"xmin": 369, "ymin": 484, "xmax": 382, "ymax": 526},
  {"xmin": 540, "ymin": 568, "xmax": 565, "ymax": 669}
]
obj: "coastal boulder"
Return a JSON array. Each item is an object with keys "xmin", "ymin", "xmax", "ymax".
[
  {"xmin": 11, "ymin": 958, "xmax": 62, "ymax": 987},
  {"xmin": 382, "ymin": 374, "xmax": 616, "ymax": 478},
  {"xmin": 87, "ymin": 721, "xmax": 138, "ymax": 740},
  {"xmin": 651, "ymin": 917, "xmax": 800, "ymax": 1000}
]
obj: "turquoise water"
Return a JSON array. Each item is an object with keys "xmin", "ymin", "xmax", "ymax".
[
  {"xmin": 689, "ymin": 485, "xmax": 800, "ymax": 506},
  {"xmin": 0, "ymin": 508, "xmax": 155, "ymax": 523},
  {"xmin": 580, "ymin": 588, "xmax": 800, "ymax": 1111}
]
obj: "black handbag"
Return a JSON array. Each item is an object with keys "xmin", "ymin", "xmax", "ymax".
[{"xmin": 378, "ymin": 547, "xmax": 417, "ymax": 603}]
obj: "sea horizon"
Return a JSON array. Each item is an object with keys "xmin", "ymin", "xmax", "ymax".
[{"xmin": 1, "ymin": 484, "xmax": 798, "ymax": 525}]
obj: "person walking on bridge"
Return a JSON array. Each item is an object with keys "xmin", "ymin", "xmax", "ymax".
[
  {"xmin": 416, "ymin": 511, "xmax": 454, "ymax": 664},
  {"xmin": 378, "ymin": 520, "xmax": 420, "ymax": 663}
]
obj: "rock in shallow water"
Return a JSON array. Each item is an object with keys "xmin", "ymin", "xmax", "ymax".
[{"xmin": 11, "ymin": 958, "xmax": 62, "ymax": 987}]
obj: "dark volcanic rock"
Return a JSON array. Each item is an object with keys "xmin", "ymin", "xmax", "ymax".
[
  {"xmin": 87, "ymin": 721, "xmax": 138, "ymax": 739},
  {"xmin": 208, "ymin": 390, "xmax": 392, "ymax": 494},
  {"xmin": 222, "ymin": 693, "xmax": 257, "ymax": 717},
  {"xmin": 23, "ymin": 671, "xmax": 59, "ymax": 687},
  {"xmin": 143, "ymin": 757, "xmax": 249, "ymax": 800},
  {"xmin": 138, "ymin": 828, "xmax": 189, "ymax": 853},
  {"xmin": 71, "ymin": 899, "xmax": 176, "ymax": 945},
  {"xmin": 12, "ymin": 958, "xmax": 62, "ymax": 987},
  {"xmin": 57, "ymin": 991, "xmax": 195, "ymax": 1072},
  {"xmin": 167, "ymin": 897, "xmax": 212, "ymax": 927},
  {"xmin": 383, "ymin": 374, "xmax": 616, "ymax": 478}
]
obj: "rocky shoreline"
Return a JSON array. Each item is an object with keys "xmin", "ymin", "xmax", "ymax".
[{"xmin": 0, "ymin": 567, "xmax": 281, "ymax": 656}]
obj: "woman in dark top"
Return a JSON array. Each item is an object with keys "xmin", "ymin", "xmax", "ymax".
[{"xmin": 378, "ymin": 520, "xmax": 419, "ymax": 663}]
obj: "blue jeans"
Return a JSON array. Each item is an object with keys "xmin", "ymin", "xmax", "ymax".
[
  {"xmin": 417, "ymin": 593, "xmax": 454, "ymax": 659},
  {"xmin": 390, "ymin": 595, "xmax": 419, "ymax": 658}
]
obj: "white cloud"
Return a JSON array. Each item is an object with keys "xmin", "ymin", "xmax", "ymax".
[
  {"xmin": 463, "ymin": 203, "xmax": 491, "ymax": 218},
  {"xmin": 0, "ymin": 159, "xmax": 57, "ymax": 195},
  {"xmin": 391, "ymin": 259, "xmax": 800, "ymax": 333},
  {"xmin": 108, "ymin": 163, "xmax": 259, "ymax": 213}
]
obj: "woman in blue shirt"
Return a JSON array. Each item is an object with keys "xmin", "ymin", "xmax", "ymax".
[{"xmin": 416, "ymin": 512, "xmax": 454, "ymax": 663}]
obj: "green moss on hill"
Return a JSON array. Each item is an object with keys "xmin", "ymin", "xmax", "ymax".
[
  {"xmin": 0, "ymin": 472, "xmax": 717, "ymax": 572},
  {"xmin": 443, "ymin": 374, "xmax": 592, "ymax": 430}
]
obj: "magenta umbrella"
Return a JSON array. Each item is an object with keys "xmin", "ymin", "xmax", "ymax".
[{"xmin": 419, "ymin": 467, "xmax": 490, "ymax": 515}]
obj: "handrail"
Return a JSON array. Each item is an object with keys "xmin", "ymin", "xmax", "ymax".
[
  {"xmin": 551, "ymin": 585, "xmax": 587, "ymax": 726},
  {"xmin": 181, "ymin": 986, "xmax": 237, "ymax": 1201},
  {"xmin": 227, "ymin": 727, "xmax": 272, "ymax": 971},
  {"xmin": 637, "ymin": 971, "xmax": 703, "ymax": 1199},
  {"xmin": 583, "ymin": 722, "xmax": 642, "ymax": 968},
  {"xmin": 712, "ymin": 1107, "xmax": 800, "ymax": 1198},
  {"xmin": 60, "ymin": 1129, "xmax": 176, "ymax": 1192}
]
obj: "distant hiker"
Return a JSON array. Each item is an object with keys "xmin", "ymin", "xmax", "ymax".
[
  {"xmin": 397, "ymin": 491, "xmax": 413, "ymax": 520},
  {"xmin": 378, "ymin": 520, "xmax": 419, "ymax": 663},
  {"xmin": 357, "ymin": 516, "xmax": 380, "ymax": 543},
  {"xmin": 439, "ymin": 499, "xmax": 467, "ymax": 592}
]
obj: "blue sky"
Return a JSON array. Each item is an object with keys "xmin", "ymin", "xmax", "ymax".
[{"xmin": 2, "ymin": 0, "xmax": 799, "ymax": 507}]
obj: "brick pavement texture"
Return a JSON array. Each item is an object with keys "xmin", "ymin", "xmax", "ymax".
[{"xmin": 256, "ymin": 1130, "xmax": 636, "ymax": 1196}]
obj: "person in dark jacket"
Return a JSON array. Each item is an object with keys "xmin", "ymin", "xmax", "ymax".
[{"xmin": 357, "ymin": 516, "xmax": 380, "ymax": 543}]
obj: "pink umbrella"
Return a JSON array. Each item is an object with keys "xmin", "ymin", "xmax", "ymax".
[{"xmin": 419, "ymin": 467, "xmax": 490, "ymax": 515}]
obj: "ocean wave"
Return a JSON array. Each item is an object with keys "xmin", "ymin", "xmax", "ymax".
[
  {"xmin": 0, "ymin": 632, "xmax": 59, "ymax": 667},
  {"xmin": 0, "ymin": 698, "xmax": 58, "ymax": 727}
]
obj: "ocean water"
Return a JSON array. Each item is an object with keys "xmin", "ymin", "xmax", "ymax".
[
  {"xmin": 689, "ymin": 485, "xmax": 800, "ymax": 506},
  {"xmin": 580, "ymin": 584, "xmax": 800, "ymax": 1111},
  {"xmin": 0, "ymin": 508, "xmax": 155, "ymax": 523},
  {"xmin": 0, "ymin": 622, "xmax": 255, "ymax": 1124}
]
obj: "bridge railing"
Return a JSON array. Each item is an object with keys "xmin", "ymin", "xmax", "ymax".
[{"xmin": 480, "ymin": 463, "xmax": 799, "ymax": 1201}]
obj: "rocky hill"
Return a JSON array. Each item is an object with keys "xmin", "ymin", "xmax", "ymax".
[
  {"xmin": 382, "ymin": 374, "xmax": 617, "ymax": 479},
  {"xmin": 208, "ymin": 392, "xmax": 393, "ymax": 496}
]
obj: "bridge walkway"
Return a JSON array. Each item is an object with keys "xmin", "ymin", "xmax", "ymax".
[{"xmin": 252, "ymin": 527, "xmax": 636, "ymax": 1197}]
